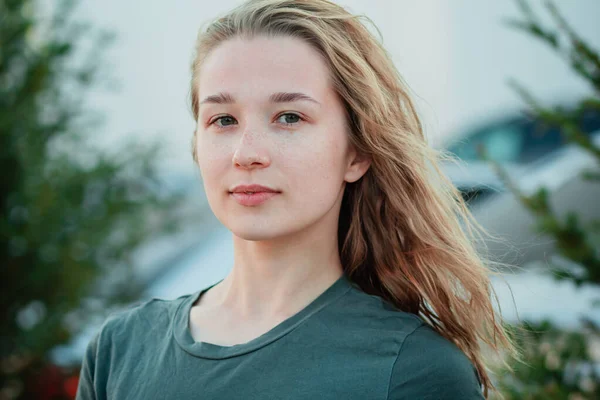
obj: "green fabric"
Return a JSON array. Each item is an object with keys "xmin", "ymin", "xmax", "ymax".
[{"xmin": 76, "ymin": 273, "xmax": 484, "ymax": 399}]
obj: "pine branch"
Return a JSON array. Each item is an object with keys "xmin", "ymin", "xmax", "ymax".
[
  {"xmin": 545, "ymin": 0, "xmax": 600, "ymax": 93},
  {"xmin": 505, "ymin": 0, "xmax": 600, "ymax": 95},
  {"xmin": 479, "ymin": 146, "xmax": 600, "ymax": 286},
  {"xmin": 507, "ymin": 79, "xmax": 600, "ymax": 162}
]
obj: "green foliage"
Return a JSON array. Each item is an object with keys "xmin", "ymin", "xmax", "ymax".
[
  {"xmin": 492, "ymin": 0, "xmax": 600, "ymax": 288},
  {"xmin": 487, "ymin": 0, "xmax": 600, "ymax": 398},
  {"xmin": 1, "ymin": 0, "xmax": 185, "ymax": 397},
  {"xmin": 496, "ymin": 320, "xmax": 599, "ymax": 399},
  {"xmin": 505, "ymin": 0, "xmax": 600, "ymax": 93}
]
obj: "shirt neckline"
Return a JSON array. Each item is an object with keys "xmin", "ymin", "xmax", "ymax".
[{"xmin": 172, "ymin": 273, "xmax": 353, "ymax": 359}]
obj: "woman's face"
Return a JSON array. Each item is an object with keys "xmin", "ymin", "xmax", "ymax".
[{"xmin": 194, "ymin": 35, "xmax": 369, "ymax": 241}]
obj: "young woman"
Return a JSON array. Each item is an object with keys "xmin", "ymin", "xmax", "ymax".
[{"xmin": 76, "ymin": 1, "xmax": 518, "ymax": 399}]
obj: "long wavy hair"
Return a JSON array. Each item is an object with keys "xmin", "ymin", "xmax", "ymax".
[{"xmin": 188, "ymin": 0, "xmax": 519, "ymax": 397}]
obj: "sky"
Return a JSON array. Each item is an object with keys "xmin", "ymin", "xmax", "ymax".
[{"xmin": 68, "ymin": 0, "xmax": 600, "ymax": 176}]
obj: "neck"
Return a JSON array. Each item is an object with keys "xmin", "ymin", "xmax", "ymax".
[{"xmin": 212, "ymin": 212, "xmax": 344, "ymax": 321}]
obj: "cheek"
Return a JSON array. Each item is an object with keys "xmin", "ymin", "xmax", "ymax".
[
  {"xmin": 279, "ymin": 133, "xmax": 347, "ymax": 198},
  {"xmin": 196, "ymin": 135, "xmax": 230, "ymax": 187}
]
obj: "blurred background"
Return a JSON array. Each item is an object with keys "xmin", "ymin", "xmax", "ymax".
[{"xmin": 2, "ymin": 0, "xmax": 599, "ymax": 398}]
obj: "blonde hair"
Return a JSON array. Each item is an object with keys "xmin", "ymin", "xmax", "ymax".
[{"xmin": 189, "ymin": 0, "xmax": 519, "ymax": 397}]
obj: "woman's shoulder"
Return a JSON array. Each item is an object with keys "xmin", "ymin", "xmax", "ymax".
[
  {"xmin": 339, "ymin": 284, "xmax": 425, "ymax": 331},
  {"xmin": 94, "ymin": 291, "xmax": 196, "ymax": 345},
  {"xmin": 387, "ymin": 323, "xmax": 484, "ymax": 399},
  {"xmin": 340, "ymin": 286, "xmax": 483, "ymax": 399},
  {"xmin": 76, "ymin": 292, "xmax": 198, "ymax": 399}
]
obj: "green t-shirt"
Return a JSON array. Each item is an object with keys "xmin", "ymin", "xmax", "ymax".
[{"xmin": 76, "ymin": 273, "xmax": 484, "ymax": 399}]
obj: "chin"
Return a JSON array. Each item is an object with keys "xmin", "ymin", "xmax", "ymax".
[
  {"xmin": 230, "ymin": 228, "xmax": 283, "ymax": 241},
  {"xmin": 226, "ymin": 218, "xmax": 299, "ymax": 242}
]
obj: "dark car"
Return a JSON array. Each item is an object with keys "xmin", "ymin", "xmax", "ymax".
[
  {"xmin": 442, "ymin": 105, "xmax": 600, "ymax": 204},
  {"xmin": 441, "ymin": 105, "xmax": 600, "ymax": 266}
]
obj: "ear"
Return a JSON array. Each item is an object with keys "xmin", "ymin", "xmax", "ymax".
[{"xmin": 344, "ymin": 147, "xmax": 371, "ymax": 183}]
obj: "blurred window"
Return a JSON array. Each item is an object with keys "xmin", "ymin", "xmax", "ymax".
[
  {"xmin": 519, "ymin": 120, "xmax": 563, "ymax": 163},
  {"xmin": 449, "ymin": 122, "xmax": 525, "ymax": 163},
  {"xmin": 580, "ymin": 108, "xmax": 600, "ymax": 134},
  {"xmin": 448, "ymin": 108, "xmax": 600, "ymax": 165}
]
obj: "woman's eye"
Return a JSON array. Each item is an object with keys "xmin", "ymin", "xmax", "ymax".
[
  {"xmin": 212, "ymin": 116, "xmax": 237, "ymax": 128},
  {"xmin": 209, "ymin": 113, "xmax": 303, "ymax": 130},
  {"xmin": 276, "ymin": 113, "xmax": 302, "ymax": 125}
]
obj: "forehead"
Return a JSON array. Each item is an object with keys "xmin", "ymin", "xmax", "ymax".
[{"xmin": 198, "ymin": 35, "xmax": 332, "ymax": 101}]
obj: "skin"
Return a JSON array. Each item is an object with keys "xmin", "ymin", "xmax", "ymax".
[{"xmin": 191, "ymin": 35, "xmax": 371, "ymax": 344}]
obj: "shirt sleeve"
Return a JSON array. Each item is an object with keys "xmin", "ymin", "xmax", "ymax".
[
  {"xmin": 387, "ymin": 324, "xmax": 484, "ymax": 400},
  {"xmin": 75, "ymin": 331, "xmax": 100, "ymax": 400}
]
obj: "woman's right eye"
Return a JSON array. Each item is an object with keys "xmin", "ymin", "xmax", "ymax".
[{"xmin": 211, "ymin": 115, "xmax": 238, "ymax": 128}]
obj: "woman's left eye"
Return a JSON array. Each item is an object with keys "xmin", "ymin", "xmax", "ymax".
[{"xmin": 276, "ymin": 113, "xmax": 303, "ymax": 126}]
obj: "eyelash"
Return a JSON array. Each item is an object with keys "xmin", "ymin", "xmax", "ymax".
[{"xmin": 208, "ymin": 112, "xmax": 305, "ymax": 130}]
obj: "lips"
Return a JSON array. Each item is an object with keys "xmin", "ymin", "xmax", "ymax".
[
  {"xmin": 230, "ymin": 184, "xmax": 279, "ymax": 194},
  {"xmin": 229, "ymin": 184, "xmax": 280, "ymax": 206}
]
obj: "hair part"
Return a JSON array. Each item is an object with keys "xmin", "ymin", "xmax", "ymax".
[{"xmin": 189, "ymin": 1, "xmax": 521, "ymax": 397}]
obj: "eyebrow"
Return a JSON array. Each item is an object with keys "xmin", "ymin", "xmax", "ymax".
[{"xmin": 199, "ymin": 92, "xmax": 321, "ymax": 106}]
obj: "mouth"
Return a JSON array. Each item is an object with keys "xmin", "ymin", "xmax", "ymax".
[
  {"xmin": 229, "ymin": 191, "xmax": 279, "ymax": 206},
  {"xmin": 228, "ymin": 184, "xmax": 281, "ymax": 206}
]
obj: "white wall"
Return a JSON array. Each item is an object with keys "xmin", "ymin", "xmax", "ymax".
[{"xmin": 72, "ymin": 0, "xmax": 600, "ymax": 173}]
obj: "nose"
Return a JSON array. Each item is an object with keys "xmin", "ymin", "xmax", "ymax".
[{"xmin": 232, "ymin": 129, "xmax": 271, "ymax": 169}]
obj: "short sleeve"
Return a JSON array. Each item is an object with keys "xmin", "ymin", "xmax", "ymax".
[
  {"xmin": 75, "ymin": 331, "xmax": 100, "ymax": 400},
  {"xmin": 387, "ymin": 324, "xmax": 484, "ymax": 400}
]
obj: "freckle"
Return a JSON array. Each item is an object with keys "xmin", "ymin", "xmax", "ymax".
[{"xmin": 273, "ymin": 141, "xmax": 285, "ymax": 155}]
